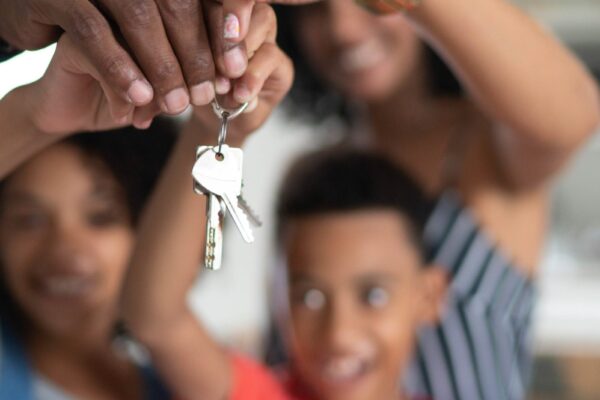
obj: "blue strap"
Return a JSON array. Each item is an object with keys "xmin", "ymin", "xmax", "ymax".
[{"xmin": 0, "ymin": 322, "xmax": 33, "ymax": 400}]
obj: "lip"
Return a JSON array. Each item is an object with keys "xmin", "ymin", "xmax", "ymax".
[
  {"xmin": 317, "ymin": 354, "xmax": 375, "ymax": 390},
  {"xmin": 31, "ymin": 273, "xmax": 98, "ymax": 302},
  {"xmin": 337, "ymin": 38, "xmax": 387, "ymax": 75}
]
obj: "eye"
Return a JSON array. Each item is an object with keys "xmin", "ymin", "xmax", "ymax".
[
  {"xmin": 87, "ymin": 208, "xmax": 125, "ymax": 227},
  {"xmin": 302, "ymin": 288, "xmax": 326, "ymax": 311},
  {"xmin": 8, "ymin": 212, "xmax": 48, "ymax": 231},
  {"xmin": 363, "ymin": 286, "xmax": 389, "ymax": 309}
]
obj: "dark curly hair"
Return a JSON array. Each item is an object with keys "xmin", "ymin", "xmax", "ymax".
[
  {"xmin": 0, "ymin": 117, "xmax": 177, "ymax": 329},
  {"xmin": 276, "ymin": 146, "xmax": 433, "ymax": 256},
  {"xmin": 274, "ymin": 4, "xmax": 463, "ymax": 123}
]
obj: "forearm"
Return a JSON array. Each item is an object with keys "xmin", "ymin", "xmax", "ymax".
[
  {"xmin": 0, "ymin": 85, "xmax": 64, "ymax": 178},
  {"xmin": 122, "ymin": 118, "xmax": 232, "ymax": 399},
  {"xmin": 412, "ymin": 0, "xmax": 600, "ymax": 149},
  {"xmin": 123, "ymin": 121, "xmax": 209, "ymax": 337}
]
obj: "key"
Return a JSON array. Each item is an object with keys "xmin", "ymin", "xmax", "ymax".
[
  {"xmin": 204, "ymin": 193, "xmax": 225, "ymax": 270},
  {"xmin": 237, "ymin": 193, "xmax": 262, "ymax": 227},
  {"xmin": 193, "ymin": 146, "xmax": 225, "ymax": 270},
  {"xmin": 192, "ymin": 145, "xmax": 254, "ymax": 243}
]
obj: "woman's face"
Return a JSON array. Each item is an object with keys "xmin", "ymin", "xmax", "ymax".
[
  {"xmin": 0, "ymin": 143, "xmax": 134, "ymax": 336},
  {"xmin": 294, "ymin": 0, "xmax": 422, "ymax": 102},
  {"xmin": 285, "ymin": 210, "xmax": 433, "ymax": 400}
]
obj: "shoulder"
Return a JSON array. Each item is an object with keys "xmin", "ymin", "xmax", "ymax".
[{"xmin": 229, "ymin": 355, "xmax": 294, "ymax": 400}]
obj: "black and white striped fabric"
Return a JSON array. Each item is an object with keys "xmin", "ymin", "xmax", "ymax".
[{"xmin": 404, "ymin": 191, "xmax": 535, "ymax": 400}]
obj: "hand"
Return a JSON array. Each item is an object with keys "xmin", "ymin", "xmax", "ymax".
[
  {"xmin": 25, "ymin": 34, "xmax": 153, "ymax": 135},
  {"xmin": 191, "ymin": 3, "xmax": 294, "ymax": 146},
  {"xmin": 0, "ymin": 0, "xmax": 271, "ymax": 115},
  {"xmin": 220, "ymin": 0, "xmax": 321, "ymax": 51}
]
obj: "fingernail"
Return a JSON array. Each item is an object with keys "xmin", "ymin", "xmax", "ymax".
[
  {"xmin": 224, "ymin": 47, "xmax": 247, "ymax": 77},
  {"xmin": 127, "ymin": 80, "xmax": 153, "ymax": 105},
  {"xmin": 215, "ymin": 77, "xmax": 231, "ymax": 95},
  {"xmin": 244, "ymin": 98, "xmax": 258, "ymax": 113},
  {"xmin": 223, "ymin": 13, "xmax": 240, "ymax": 39},
  {"xmin": 191, "ymin": 81, "xmax": 215, "ymax": 106},
  {"xmin": 162, "ymin": 88, "xmax": 190, "ymax": 114},
  {"xmin": 234, "ymin": 83, "xmax": 251, "ymax": 103},
  {"xmin": 136, "ymin": 118, "xmax": 153, "ymax": 130}
]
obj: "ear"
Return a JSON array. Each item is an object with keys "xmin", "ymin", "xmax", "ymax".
[{"xmin": 418, "ymin": 265, "xmax": 448, "ymax": 325}]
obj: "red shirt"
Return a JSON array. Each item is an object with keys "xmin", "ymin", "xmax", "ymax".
[{"xmin": 228, "ymin": 355, "xmax": 431, "ymax": 400}]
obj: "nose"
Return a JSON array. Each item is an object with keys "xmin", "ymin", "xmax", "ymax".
[
  {"xmin": 322, "ymin": 296, "xmax": 363, "ymax": 353},
  {"xmin": 327, "ymin": 0, "xmax": 375, "ymax": 46},
  {"xmin": 42, "ymin": 220, "xmax": 93, "ymax": 273}
]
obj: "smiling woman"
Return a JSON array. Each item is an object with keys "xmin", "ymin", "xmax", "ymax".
[{"xmin": 0, "ymin": 120, "xmax": 176, "ymax": 400}]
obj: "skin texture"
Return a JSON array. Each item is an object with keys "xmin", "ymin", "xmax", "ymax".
[
  {"xmin": 0, "ymin": 144, "xmax": 142, "ymax": 399},
  {"xmin": 285, "ymin": 211, "xmax": 444, "ymax": 400},
  {"xmin": 121, "ymin": 5, "xmax": 294, "ymax": 400},
  {"xmin": 290, "ymin": 0, "xmax": 600, "ymax": 273}
]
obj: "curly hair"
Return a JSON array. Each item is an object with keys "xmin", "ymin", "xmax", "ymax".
[{"xmin": 276, "ymin": 146, "xmax": 434, "ymax": 256}]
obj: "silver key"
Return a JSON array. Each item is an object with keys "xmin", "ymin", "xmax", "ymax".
[
  {"xmin": 193, "ymin": 146, "xmax": 225, "ymax": 270},
  {"xmin": 238, "ymin": 193, "xmax": 262, "ymax": 227},
  {"xmin": 204, "ymin": 193, "xmax": 225, "ymax": 270},
  {"xmin": 192, "ymin": 145, "xmax": 254, "ymax": 243}
]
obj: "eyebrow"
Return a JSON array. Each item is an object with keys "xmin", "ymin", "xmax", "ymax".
[
  {"xmin": 353, "ymin": 272, "xmax": 401, "ymax": 286},
  {"xmin": 1, "ymin": 192, "xmax": 43, "ymax": 208}
]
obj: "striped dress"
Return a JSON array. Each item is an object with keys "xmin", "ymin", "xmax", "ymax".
[{"xmin": 404, "ymin": 190, "xmax": 535, "ymax": 400}]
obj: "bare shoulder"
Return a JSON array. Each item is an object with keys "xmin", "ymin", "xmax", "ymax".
[{"xmin": 457, "ymin": 117, "xmax": 549, "ymax": 276}]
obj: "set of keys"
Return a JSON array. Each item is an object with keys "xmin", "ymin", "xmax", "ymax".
[{"xmin": 192, "ymin": 100, "xmax": 261, "ymax": 270}]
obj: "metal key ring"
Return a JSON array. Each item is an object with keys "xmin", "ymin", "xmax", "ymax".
[
  {"xmin": 211, "ymin": 99, "xmax": 249, "ymax": 120},
  {"xmin": 211, "ymin": 100, "xmax": 249, "ymax": 154}
]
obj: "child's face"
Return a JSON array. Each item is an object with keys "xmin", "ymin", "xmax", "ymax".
[
  {"xmin": 0, "ymin": 144, "xmax": 134, "ymax": 336},
  {"xmin": 285, "ymin": 210, "xmax": 439, "ymax": 400}
]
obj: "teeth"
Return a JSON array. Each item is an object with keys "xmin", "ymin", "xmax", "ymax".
[
  {"xmin": 43, "ymin": 277, "xmax": 89, "ymax": 297},
  {"xmin": 339, "ymin": 40, "xmax": 385, "ymax": 73},
  {"xmin": 323, "ymin": 357, "xmax": 364, "ymax": 382}
]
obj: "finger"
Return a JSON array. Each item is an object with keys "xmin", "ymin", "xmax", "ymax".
[
  {"xmin": 243, "ymin": 3, "xmax": 277, "ymax": 57},
  {"xmin": 231, "ymin": 42, "xmax": 292, "ymax": 105},
  {"xmin": 55, "ymin": 1, "xmax": 154, "ymax": 107},
  {"xmin": 155, "ymin": 0, "xmax": 217, "ymax": 106},
  {"xmin": 132, "ymin": 102, "xmax": 162, "ymax": 129},
  {"xmin": 55, "ymin": 35, "xmax": 135, "ymax": 121},
  {"xmin": 204, "ymin": 0, "xmax": 248, "ymax": 79},
  {"xmin": 215, "ymin": 75, "xmax": 232, "ymax": 95},
  {"xmin": 222, "ymin": 0, "xmax": 254, "ymax": 44},
  {"xmin": 100, "ymin": 0, "xmax": 190, "ymax": 115}
]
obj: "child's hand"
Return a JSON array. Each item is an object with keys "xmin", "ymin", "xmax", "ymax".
[{"xmin": 189, "ymin": 3, "xmax": 293, "ymax": 146}]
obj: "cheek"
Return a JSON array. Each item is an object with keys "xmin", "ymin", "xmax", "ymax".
[
  {"xmin": 372, "ymin": 294, "xmax": 420, "ymax": 365},
  {"xmin": 92, "ymin": 228, "xmax": 135, "ymax": 293},
  {"xmin": 0, "ymin": 230, "xmax": 43, "ymax": 298}
]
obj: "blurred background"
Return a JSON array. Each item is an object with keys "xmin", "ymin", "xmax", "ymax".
[{"xmin": 1, "ymin": 0, "xmax": 599, "ymax": 398}]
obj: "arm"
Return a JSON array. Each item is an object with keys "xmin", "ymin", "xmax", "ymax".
[
  {"xmin": 0, "ymin": 86, "xmax": 63, "ymax": 178},
  {"xmin": 410, "ymin": 0, "xmax": 600, "ymax": 189},
  {"xmin": 121, "ymin": 6, "xmax": 292, "ymax": 399}
]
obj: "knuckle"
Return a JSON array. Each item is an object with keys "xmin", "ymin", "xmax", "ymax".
[
  {"xmin": 160, "ymin": 0, "xmax": 198, "ymax": 19},
  {"xmin": 120, "ymin": 0, "xmax": 156, "ymax": 28},
  {"xmin": 153, "ymin": 58, "xmax": 180, "ymax": 82},
  {"xmin": 186, "ymin": 50, "xmax": 214, "ymax": 75},
  {"xmin": 103, "ymin": 55, "xmax": 129, "ymax": 79},
  {"xmin": 254, "ymin": 4, "xmax": 276, "ymax": 31},
  {"xmin": 70, "ymin": 11, "xmax": 108, "ymax": 43}
]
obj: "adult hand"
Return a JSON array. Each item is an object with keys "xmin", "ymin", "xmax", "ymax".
[
  {"xmin": 0, "ymin": 0, "xmax": 270, "ymax": 116},
  {"xmin": 25, "ymin": 34, "xmax": 156, "ymax": 136}
]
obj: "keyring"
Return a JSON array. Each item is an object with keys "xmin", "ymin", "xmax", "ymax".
[{"xmin": 211, "ymin": 99, "xmax": 249, "ymax": 154}]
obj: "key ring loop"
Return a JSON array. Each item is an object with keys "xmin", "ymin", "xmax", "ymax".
[{"xmin": 211, "ymin": 100, "xmax": 249, "ymax": 154}]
